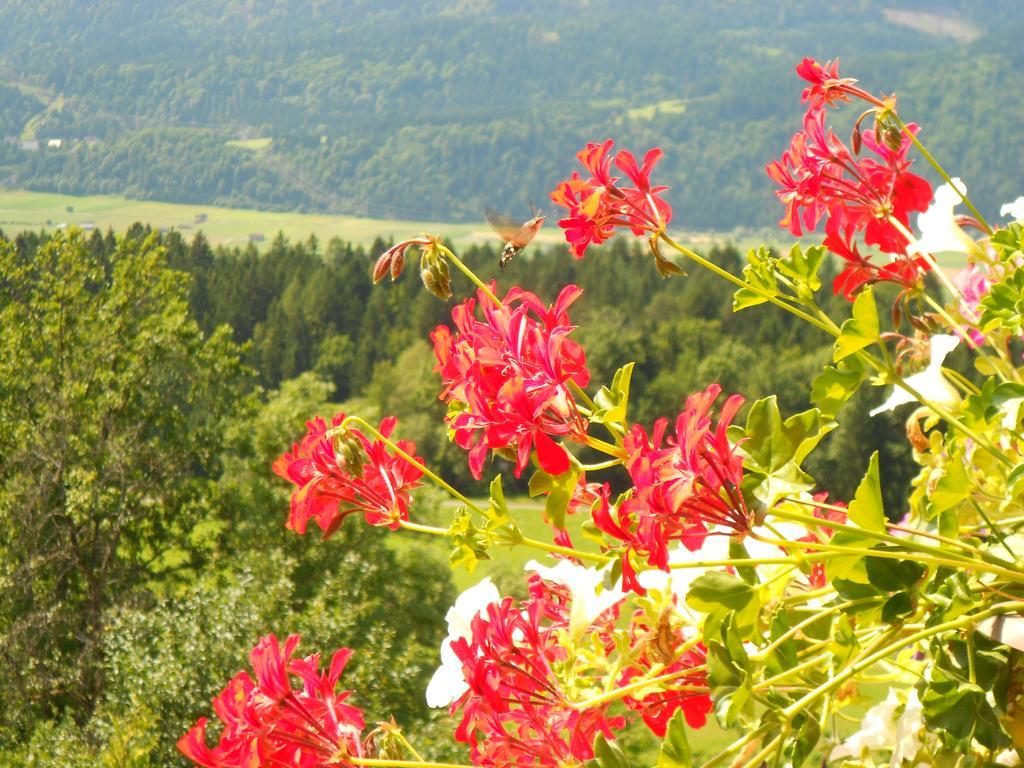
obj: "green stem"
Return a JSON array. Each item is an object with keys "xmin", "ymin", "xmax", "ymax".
[
  {"xmin": 399, "ymin": 520, "xmax": 611, "ymax": 565},
  {"xmin": 893, "ymin": 114, "xmax": 993, "ymax": 235},
  {"xmin": 770, "ymin": 506, "xmax": 1014, "ymax": 571},
  {"xmin": 781, "ymin": 601, "xmax": 1024, "ymax": 721},
  {"xmin": 752, "ymin": 597, "xmax": 884, "ymax": 663},
  {"xmin": 658, "ymin": 232, "xmax": 839, "ymax": 337},
  {"xmin": 970, "ymin": 497, "xmax": 1020, "ymax": 561},
  {"xmin": 437, "ymin": 245, "xmax": 502, "ymax": 307}
]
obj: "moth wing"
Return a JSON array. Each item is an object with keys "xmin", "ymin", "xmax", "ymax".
[{"xmin": 485, "ymin": 208, "xmax": 525, "ymax": 242}]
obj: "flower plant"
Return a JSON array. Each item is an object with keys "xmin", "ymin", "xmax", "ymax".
[{"xmin": 181, "ymin": 58, "xmax": 1024, "ymax": 767}]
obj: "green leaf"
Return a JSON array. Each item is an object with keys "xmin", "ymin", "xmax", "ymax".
[
  {"xmin": 528, "ymin": 467, "xmax": 580, "ymax": 531},
  {"xmin": 777, "ymin": 244, "xmax": 825, "ymax": 296},
  {"xmin": 929, "ymin": 451, "xmax": 970, "ymax": 517},
  {"xmin": 833, "ymin": 287, "xmax": 879, "ymax": 362},
  {"xmin": 484, "ymin": 475, "xmax": 522, "ymax": 544},
  {"xmin": 848, "ymin": 452, "xmax": 885, "ymax": 532},
  {"xmin": 733, "ymin": 246, "xmax": 779, "ymax": 311},
  {"xmin": 865, "ymin": 557, "xmax": 926, "ymax": 592},
  {"xmin": 811, "ymin": 359, "xmax": 867, "ymax": 418},
  {"xmin": 656, "ymin": 710, "xmax": 693, "ymax": 768},
  {"xmin": 587, "ymin": 734, "xmax": 631, "ymax": 768},
  {"xmin": 687, "ymin": 572, "xmax": 760, "ymax": 639},
  {"xmin": 732, "ymin": 397, "xmax": 835, "ymax": 507},
  {"xmin": 881, "ymin": 591, "xmax": 914, "ymax": 623},
  {"xmin": 592, "ymin": 362, "xmax": 634, "ymax": 426}
]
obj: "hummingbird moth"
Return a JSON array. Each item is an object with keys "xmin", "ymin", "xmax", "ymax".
[{"xmin": 485, "ymin": 208, "xmax": 545, "ymax": 268}]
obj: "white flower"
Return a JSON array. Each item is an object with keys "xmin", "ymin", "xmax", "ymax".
[
  {"xmin": 829, "ymin": 688, "xmax": 923, "ymax": 764},
  {"xmin": 525, "ymin": 559, "xmax": 624, "ymax": 640},
  {"xmin": 1001, "ymin": 196, "xmax": 1024, "ymax": 222},
  {"xmin": 910, "ymin": 178, "xmax": 976, "ymax": 256},
  {"xmin": 870, "ymin": 335, "xmax": 961, "ymax": 417},
  {"xmin": 891, "ymin": 689, "xmax": 924, "ymax": 765},
  {"xmin": 996, "ymin": 748, "xmax": 1022, "ymax": 766},
  {"xmin": 425, "ymin": 577, "xmax": 501, "ymax": 708}
]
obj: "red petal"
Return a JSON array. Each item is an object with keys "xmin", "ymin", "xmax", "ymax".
[{"xmin": 535, "ymin": 431, "xmax": 570, "ymax": 476}]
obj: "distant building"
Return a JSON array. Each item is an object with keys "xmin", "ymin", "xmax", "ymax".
[
  {"xmin": 47, "ymin": 139, "xmax": 62, "ymax": 149},
  {"xmin": 81, "ymin": 223, "xmax": 96, "ymax": 231},
  {"xmin": 248, "ymin": 232, "xmax": 265, "ymax": 243},
  {"xmin": 194, "ymin": 213, "xmax": 208, "ymax": 224},
  {"xmin": 20, "ymin": 140, "xmax": 39, "ymax": 151}
]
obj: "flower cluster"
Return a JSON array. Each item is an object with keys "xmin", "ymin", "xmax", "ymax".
[
  {"xmin": 550, "ymin": 139, "xmax": 673, "ymax": 259},
  {"xmin": 273, "ymin": 414, "xmax": 423, "ymax": 536},
  {"xmin": 431, "ymin": 283, "xmax": 590, "ymax": 479},
  {"xmin": 594, "ymin": 384, "xmax": 747, "ymax": 590},
  {"xmin": 444, "ymin": 568, "xmax": 625, "ymax": 766},
  {"xmin": 179, "ymin": 635, "xmax": 365, "ymax": 767},
  {"xmin": 767, "ymin": 59, "xmax": 933, "ymax": 298}
]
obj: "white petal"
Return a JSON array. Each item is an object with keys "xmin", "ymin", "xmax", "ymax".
[
  {"xmin": 911, "ymin": 179, "xmax": 976, "ymax": 256},
  {"xmin": 1001, "ymin": 196, "xmax": 1024, "ymax": 222},
  {"xmin": 870, "ymin": 336, "xmax": 961, "ymax": 417},
  {"xmin": 425, "ymin": 658, "xmax": 468, "ymax": 708},
  {"xmin": 445, "ymin": 577, "xmax": 501, "ymax": 639},
  {"xmin": 525, "ymin": 559, "xmax": 624, "ymax": 638}
]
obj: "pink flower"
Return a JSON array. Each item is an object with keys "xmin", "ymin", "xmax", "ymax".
[
  {"xmin": 431, "ymin": 284, "xmax": 590, "ymax": 479},
  {"xmin": 273, "ymin": 414, "xmax": 423, "ymax": 536},
  {"xmin": 550, "ymin": 141, "xmax": 672, "ymax": 259},
  {"xmin": 179, "ymin": 635, "xmax": 365, "ymax": 768},
  {"xmin": 953, "ymin": 263, "xmax": 990, "ymax": 346},
  {"xmin": 593, "ymin": 385, "xmax": 747, "ymax": 589}
]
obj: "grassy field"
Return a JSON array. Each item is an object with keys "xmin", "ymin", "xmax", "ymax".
[{"xmin": 0, "ymin": 188, "xmax": 785, "ymax": 254}]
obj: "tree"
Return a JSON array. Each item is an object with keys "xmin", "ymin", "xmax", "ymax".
[{"xmin": 0, "ymin": 230, "xmax": 247, "ymax": 741}]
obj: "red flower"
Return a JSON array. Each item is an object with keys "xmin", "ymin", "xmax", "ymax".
[
  {"xmin": 449, "ymin": 584, "xmax": 625, "ymax": 766},
  {"xmin": 593, "ymin": 385, "xmax": 748, "ymax": 587},
  {"xmin": 431, "ymin": 284, "xmax": 590, "ymax": 480},
  {"xmin": 795, "ymin": 57, "xmax": 862, "ymax": 110},
  {"xmin": 179, "ymin": 635, "xmax": 365, "ymax": 768},
  {"xmin": 551, "ymin": 141, "xmax": 672, "ymax": 259},
  {"xmin": 799, "ymin": 492, "xmax": 849, "ymax": 589},
  {"xmin": 768, "ymin": 59, "xmax": 934, "ymax": 298},
  {"xmin": 273, "ymin": 413, "xmax": 423, "ymax": 536}
]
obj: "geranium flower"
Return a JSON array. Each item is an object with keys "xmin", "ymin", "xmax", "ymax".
[
  {"xmin": 525, "ymin": 559, "xmax": 625, "ymax": 641},
  {"xmin": 593, "ymin": 384, "xmax": 747, "ymax": 588},
  {"xmin": 431, "ymin": 283, "xmax": 590, "ymax": 479},
  {"xmin": 551, "ymin": 140, "xmax": 672, "ymax": 259},
  {"xmin": 426, "ymin": 577, "xmax": 502, "ymax": 708},
  {"xmin": 795, "ymin": 57, "xmax": 864, "ymax": 109},
  {"xmin": 179, "ymin": 635, "xmax": 365, "ymax": 768},
  {"xmin": 273, "ymin": 413, "xmax": 423, "ymax": 537},
  {"xmin": 448, "ymin": 581, "xmax": 626, "ymax": 767}
]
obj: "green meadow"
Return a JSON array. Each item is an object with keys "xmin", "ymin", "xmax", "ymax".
[{"xmin": 0, "ymin": 188, "xmax": 784, "ymax": 255}]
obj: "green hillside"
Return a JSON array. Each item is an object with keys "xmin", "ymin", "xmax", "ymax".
[{"xmin": 0, "ymin": 1, "xmax": 1020, "ymax": 229}]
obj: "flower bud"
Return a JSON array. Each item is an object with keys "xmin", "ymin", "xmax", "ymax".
[
  {"xmin": 334, "ymin": 431, "xmax": 365, "ymax": 477},
  {"xmin": 372, "ymin": 252, "xmax": 392, "ymax": 284},
  {"xmin": 420, "ymin": 256, "xmax": 452, "ymax": 300}
]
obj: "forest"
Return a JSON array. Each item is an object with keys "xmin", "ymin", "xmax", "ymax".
[
  {"xmin": 0, "ymin": 223, "xmax": 925, "ymax": 764},
  {"xmin": 0, "ymin": 1, "xmax": 1022, "ymax": 226}
]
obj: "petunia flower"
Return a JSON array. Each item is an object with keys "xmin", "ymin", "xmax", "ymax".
[
  {"xmin": 273, "ymin": 413, "xmax": 423, "ymax": 536},
  {"xmin": 909, "ymin": 178, "xmax": 977, "ymax": 257},
  {"xmin": 828, "ymin": 688, "xmax": 924, "ymax": 764},
  {"xmin": 870, "ymin": 335, "xmax": 961, "ymax": 416},
  {"xmin": 1001, "ymin": 196, "xmax": 1024, "ymax": 222}
]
